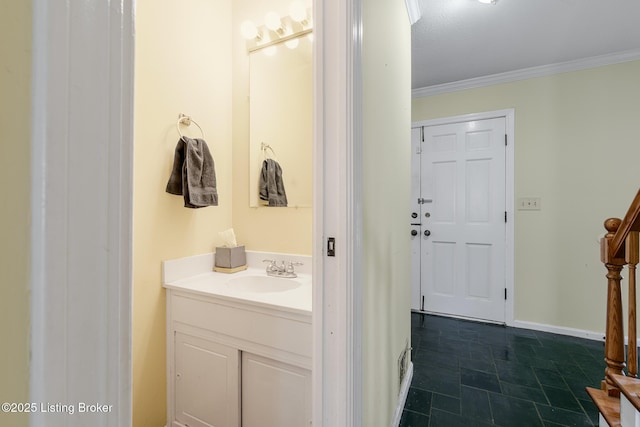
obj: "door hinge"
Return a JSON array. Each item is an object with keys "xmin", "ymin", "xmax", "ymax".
[
  {"xmin": 421, "ymin": 127, "xmax": 424, "ymax": 142},
  {"xmin": 421, "ymin": 295, "xmax": 425, "ymax": 311},
  {"xmin": 504, "ymin": 288, "xmax": 507, "ymax": 300},
  {"xmin": 505, "ymin": 134, "xmax": 507, "ymax": 146},
  {"xmin": 505, "ymin": 211, "xmax": 507, "ymax": 223}
]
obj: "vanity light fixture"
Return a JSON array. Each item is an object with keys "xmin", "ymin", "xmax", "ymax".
[{"xmin": 240, "ymin": 1, "xmax": 313, "ymax": 54}]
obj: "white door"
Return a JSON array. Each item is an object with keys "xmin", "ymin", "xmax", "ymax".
[{"xmin": 418, "ymin": 117, "xmax": 506, "ymax": 323}]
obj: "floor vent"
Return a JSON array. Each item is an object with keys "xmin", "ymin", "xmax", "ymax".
[{"xmin": 398, "ymin": 340, "xmax": 410, "ymax": 389}]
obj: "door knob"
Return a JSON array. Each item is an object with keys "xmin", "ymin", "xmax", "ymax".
[
  {"xmin": 411, "ymin": 230, "xmax": 418, "ymax": 236},
  {"xmin": 411, "ymin": 212, "xmax": 418, "ymax": 218},
  {"xmin": 424, "ymin": 230, "xmax": 431, "ymax": 237}
]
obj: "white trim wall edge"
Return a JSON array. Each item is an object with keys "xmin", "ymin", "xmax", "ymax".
[
  {"xmin": 390, "ymin": 362, "xmax": 414, "ymax": 427},
  {"xmin": 412, "ymin": 108, "xmax": 516, "ymax": 326},
  {"xmin": 412, "ymin": 48, "xmax": 640, "ymax": 98}
]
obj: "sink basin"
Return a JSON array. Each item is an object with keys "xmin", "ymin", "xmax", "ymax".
[{"xmin": 227, "ymin": 275, "xmax": 302, "ymax": 293}]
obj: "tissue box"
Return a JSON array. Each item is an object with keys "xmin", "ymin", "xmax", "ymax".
[{"xmin": 215, "ymin": 246, "xmax": 246, "ymax": 269}]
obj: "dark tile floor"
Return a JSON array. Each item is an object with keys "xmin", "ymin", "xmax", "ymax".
[{"xmin": 400, "ymin": 312, "xmax": 607, "ymax": 427}]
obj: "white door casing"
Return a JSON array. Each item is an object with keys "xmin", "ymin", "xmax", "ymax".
[
  {"xmin": 314, "ymin": 0, "xmax": 363, "ymax": 426},
  {"xmin": 410, "ymin": 127, "xmax": 422, "ymax": 311},
  {"xmin": 411, "ymin": 110, "xmax": 515, "ymax": 325}
]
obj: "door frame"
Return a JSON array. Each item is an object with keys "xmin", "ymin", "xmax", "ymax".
[
  {"xmin": 411, "ymin": 109, "xmax": 515, "ymax": 326},
  {"xmin": 313, "ymin": 0, "xmax": 363, "ymax": 426}
]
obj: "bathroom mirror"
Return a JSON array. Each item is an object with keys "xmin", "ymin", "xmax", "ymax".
[{"xmin": 249, "ymin": 34, "xmax": 312, "ymax": 207}]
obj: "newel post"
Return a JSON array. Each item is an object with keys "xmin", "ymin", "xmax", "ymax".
[
  {"xmin": 601, "ymin": 218, "xmax": 626, "ymax": 394},
  {"xmin": 626, "ymin": 231, "xmax": 639, "ymax": 378}
]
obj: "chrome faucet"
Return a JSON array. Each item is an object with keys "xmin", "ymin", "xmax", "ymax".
[{"xmin": 262, "ymin": 259, "xmax": 303, "ymax": 278}]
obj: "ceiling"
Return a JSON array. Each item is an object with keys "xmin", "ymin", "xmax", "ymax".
[{"xmin": 411, "ymin": 0, "xmax": 640, "ymax": 90}]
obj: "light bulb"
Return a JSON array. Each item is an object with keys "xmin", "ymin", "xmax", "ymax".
[
  {"xmin": 265, "ymin": 12, "xmax": 282, "ymax": 32},
  {"xmin": 240, "ymin": 20, "xmax": 258, "ymax": 39},
  {"xmin": 289, "ymin": 0, "xmax": 307, "ymax": 23}
]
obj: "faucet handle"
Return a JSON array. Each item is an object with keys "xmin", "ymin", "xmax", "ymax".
[
  {"xmin": 262, "ymin": 259, "xmax": 277, "ymax": 272},
  {"xmin": 285, "ymin": 261, "xmax": 303, "ymax": 273}
]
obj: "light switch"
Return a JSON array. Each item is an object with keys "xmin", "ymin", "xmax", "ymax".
[{"xmin": 518, "ymin": 197, "xmax": 541, "ymax": 210}]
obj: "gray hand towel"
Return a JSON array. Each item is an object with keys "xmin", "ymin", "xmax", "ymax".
[
  {"xmin": 166, "ymin": 137, "xmax": 218, "ymax": 208},
  {"xmin": 259, "ymin": 158, "xmax": 288, "ymax": 207}
]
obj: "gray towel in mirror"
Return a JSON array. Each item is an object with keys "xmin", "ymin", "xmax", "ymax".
[{"xmin": 259, "ymin": 159, "xmax": 288, "ymax": 207}]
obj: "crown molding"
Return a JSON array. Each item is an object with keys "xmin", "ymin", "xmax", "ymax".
[
  {"xmin": 412, "ymin": 48, "xmax": 640, "ymax": 98},
  {"xmin": 405, "ymin": 0, "xmax": 422, "ymax": 25}
]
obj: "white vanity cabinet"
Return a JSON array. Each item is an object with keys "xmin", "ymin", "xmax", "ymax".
[{"xmin": 165, "ymin": 285, "xmax": 312, "ymax": 427}]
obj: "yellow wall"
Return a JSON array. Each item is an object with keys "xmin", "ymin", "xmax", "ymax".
[
  {"xmin": 133, "ymin": 1, "xmax": 313, "ymax": 425},
  {"xmin": 363, "ymin": 0, "xmax": 412, "ymax": 425},
  {"xmin": 133, "ymin": 0, "xmax": 233, "ymax": 425},
  {"xmin": 231, "ymin": 0, "xmax": 313, "ymax": 255},
  {"xmin": 412, "ymin": 60, "xmax": 640, "ymax": 334},
  {"xmin": 0, "ymin": 2, "xmax": 31, "ymax": 427}
]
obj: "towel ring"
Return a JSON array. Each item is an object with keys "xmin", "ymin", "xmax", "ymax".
[
  {"xmin": 176, "ymin": 113, "xmax": 205, "ymax": 140},
  {"xmin": 261, "ymin": 142, "xmax": 278, "ymax": 161}
]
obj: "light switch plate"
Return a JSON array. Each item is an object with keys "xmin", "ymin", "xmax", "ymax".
[{"xmin": 518, "ymin": 197, "xmax": 541, "ymax": 210}]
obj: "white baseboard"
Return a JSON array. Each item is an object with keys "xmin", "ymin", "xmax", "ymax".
[
  {"xmin": 390, "ymin": 362, "xmax": 414, "ymax": 427},
  {"xmin": 513, "ymin": 319, "xmax": 640, "ymax": 349},
  {"xmin": 511, "ymin": 319, "xmax": 605, "ymax": 342}
]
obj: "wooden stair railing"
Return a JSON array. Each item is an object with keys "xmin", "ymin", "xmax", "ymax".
[{"xmin": 601, "ymin": 189, "xmax": 640, "ymax": 396}]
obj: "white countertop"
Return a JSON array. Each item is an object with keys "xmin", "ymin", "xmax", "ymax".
[{"xmin": 164, "ymin": 267, "xmax": 312, "ymax": 316}]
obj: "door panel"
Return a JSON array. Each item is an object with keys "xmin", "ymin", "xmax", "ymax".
[
  {"xmin": 242, "ymin": 352, "xmax": 311, "ymax": 427},
  {"xmin": 433, "ymin": 161, "xmax": 456, "ymax": 222},
  {"xmin": 420, "ymin": 117, "xmax": 506, "ymax": 323},
  {"xmin": 174, "ymin": 332, "xmax": 240, "ymax": 427},
  {"xmin": 432, "ymin": 242, "xmax": 455, "ymax": 296}
]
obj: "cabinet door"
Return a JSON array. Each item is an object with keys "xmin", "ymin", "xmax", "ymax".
[
  {"xmin": 174, "ymin": 332, "xmax": 240, "ymax": 427},
  {"xmin": 241, "ymin": 352, "xmax": 312, "ymax": 427}
]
